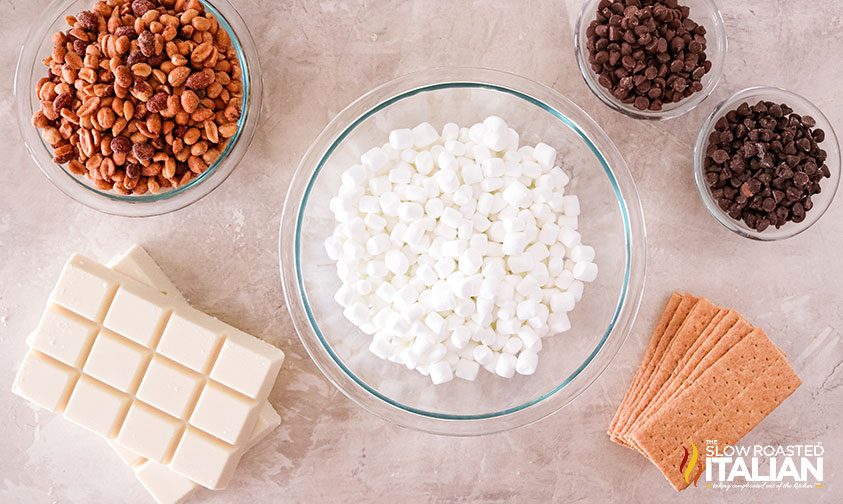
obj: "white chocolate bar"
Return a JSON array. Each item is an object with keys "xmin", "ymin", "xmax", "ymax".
[
  {"xmin": 13, "ymin": 254, "xmax": 284, "ymax": 490},
  {"xmin": 107, "ymin": 245, "xmax": 186, "ymax": 302},
  {"xmin": 109, "ymin": 247, "xmax": 281, "ymax": 504}
]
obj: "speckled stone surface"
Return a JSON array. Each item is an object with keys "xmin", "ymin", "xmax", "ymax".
[{"xmin": 1, "ymin": 1, "xmax": 842, "ymax": 502}]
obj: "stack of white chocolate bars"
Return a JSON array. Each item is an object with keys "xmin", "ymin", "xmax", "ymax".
[{"xmin": 13, "ymin": 246, "xmax": 285, "ymax": 504}]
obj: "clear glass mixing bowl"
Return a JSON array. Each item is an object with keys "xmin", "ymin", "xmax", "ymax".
[
  {"xmin": 280, "ymin": 68, "xmax": 646, "ymax": 436},
  {"xmin": 693, "ymin": 86, "xmax": 841, "ymax": 241},
  {"xmin": 575, "ymin": 0, "xmax": 727, "ymax": 120},
  {"xmin": 14, "ymin": 0, "xmax": 263, "ymax": 217}
]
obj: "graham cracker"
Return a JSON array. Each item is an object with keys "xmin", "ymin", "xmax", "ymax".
[
  {"xmin": 629, "ymin": 310, "xmax": 738, "ymax": 435},
  {"xmin": 617, "ymin": 298, "xmax": 719, "ymax": 440},
  {"xmin": 626, "ymin": 315, "xmax": 753, "ymax": 453},
  {"xmin": 610, "ymin": 294, "xmax": 698, "ymax": 444},
  {"xmin": 608, "ymin": 292, "xmax": 683, "ymax": 438},
  {"xmin": 630, "ymin": 329, "xmax": 801, "ymax": 491}
]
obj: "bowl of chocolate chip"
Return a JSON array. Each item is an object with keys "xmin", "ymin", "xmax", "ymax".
[
  {"xmin": 694, "ymin": 87, "xmax": 840, "ymax": 241},
  {"xmin": 15, "ymin": 0, "xmax": 263, "ymax": 217},
  {"xmin": 575, "ymin": 0, "xmax": 727, "ymax": 120}
]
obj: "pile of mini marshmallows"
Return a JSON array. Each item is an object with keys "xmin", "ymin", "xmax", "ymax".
[{"xmin": 324, "ymin": 116, "xmax": 597, "ymax": 385}]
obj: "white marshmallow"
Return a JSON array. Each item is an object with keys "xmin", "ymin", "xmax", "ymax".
[
  {"xmin": 569, "ymin": 245, "xmax": 595, "ymax": 263},
  {"xmin": 455, "ymin": 359, "xmax": 480, "ymax": 381},
  {"xmin": 572, "ymin": 261, "xmax": 598, "ymax": 282},
  {"xmin": 515, "ymin": 350, "xmax": 538, "ymax": 375},
  {"xmin": 428, "ymin": 361, "xmax": 453, "ymax": 385},
  {"xmin": 550, "ymin": 291, "xmax": 576, "ymax": 313},
  {"xmin": 412, "ymin": 122, "xmax": 439, "ymax": 148},
  {"xmin": 389, "ymin": 129, "xmax": 413, "ymax": 150},
  {"xmin": 450, "ymin": 326, "xmax": 471, "ymax": 349},
  {"xmin": 482, "ymin": 158, "xmax": 506, "ymax": 177},
  {"xmin": 558, "ymin": 228, "xmax": 581, "ymax": 248},
  {"xmin": 442, "ymin": 123, "xmax": 460, "ymax": 141},
  {"xmin": 458, "ymin": 249, "xmax": 483, "ymax": 275},
  {"xmin": 502, "ymin": 181, "xmax": 533, "ymax": 208},
  {"xmin": 326, "ymin": 119, "xmax": 597, "ymax": 384},
  {"xmin": 533, "ymin": 142, "xmax": 557, "ymax": 168},
  {"xmin": 385, "ymin": 249, "xmax": 409, "ymax": 275},
  {"xmin": 563, "ymin": 195, "xmax": 581, "ymax": 216},
  {"xmin": 495, "ymin": 353, "xmax": 517, "ymax": 378},
  {"xmin": 473, "ymin": 345, "xmax": 494, "ymax": 366}
]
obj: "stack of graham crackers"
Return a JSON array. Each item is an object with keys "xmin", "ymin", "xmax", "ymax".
[{"xmin": 608, "ymin": 292, "xmax": 801, "ymax": 491}]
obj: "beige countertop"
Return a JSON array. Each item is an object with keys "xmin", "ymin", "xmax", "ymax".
[{"xmin": 1, "ymin": 0, "xmax": 841, "ymax": 502}]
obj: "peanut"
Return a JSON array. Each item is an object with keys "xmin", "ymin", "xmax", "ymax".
[{"xmin": 31, "ymin": 0, "xmax": 244, "ymax": 195}]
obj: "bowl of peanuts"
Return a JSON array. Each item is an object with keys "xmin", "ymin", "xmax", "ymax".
[{"xmin": 15, "ymin": 0, "xmax": 262, "ymax": 216}]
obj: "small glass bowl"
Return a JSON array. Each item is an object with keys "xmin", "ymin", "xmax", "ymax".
[
  {"xmin": 280, "ymin": 68, "xmax": 647, "ymax": 436},
  {"xmin": 14, "ymin": 0, "xmax": 263, "ymax": 217},
  {"xmin": 693, "ymin": 86, "xmax": 841, "ymax": 241},
  {"xmin": 574, "ymin": 0, "xmax": 727, "ymax": 120}
]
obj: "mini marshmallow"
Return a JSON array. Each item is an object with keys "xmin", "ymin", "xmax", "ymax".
[
  {"xmin": 483, "ymin": 116, "xmax": 507, "ymax": 132},
  {"xmin": 483, "ymin": 129, "xmax": 509, "ymax": 151},
  {"xmin": 326, "ymin": 118, "xmax": 597, "ymax": 383},
  {"xmin": 389, "ymin": 129, "xmax": 414, "ymax": 150},
  {"xmin": 366, "ymin": 234, "xmax": 390, "ymax": 256},
  {"xmin": 385, "ymin": 249, "xmax": 409, "ymax": 275},
  {"xmin": 503, "ymin": 336, "xmax": 523, "ymax": 355},
  {"xmin": 515, "ymin": 350, "xmax": 538, "ymax": 375},
  {"xmin": 415, "ymin": 150, "xmax": 434, "ymax": 175},
  {"xmin": 495, "ymin": 353, "xmax": 517, "ymax": 378},
  {"xmin": 473, "ymin": 345, "xmax": 494, "ymax": 366},
  {"xmin": 558, "ymin": 228, "xmax": 581, "ymax": 248},
  {"xmin": 455, "ymin": 359, "xmax": 480, "ymax": 381},
  {"xmin": 539, "ymin": 222, "xmax": 560, "ymax": 246},
  {"xmin": 458, "ymin": 249, "xmax": 483, "ymax": 275},
  {"xmin": 378, "ymin": 192, "xmax": 401, "ymax": 216},
  {"xmin": 481, "ymin": 158, "xmax": 506, "ymax": 178},
  {"xmin": 450, "ymin": 326, "xmax": 471, "ymax": 349},
  {"xmin": 436, "ymin": 170, "xmax": 460, "ymax": 193},
  {"xmin": 412, "ymin": 122, "xmax": 439, "ymax": 148},
  {"xmin": 550, "ymin": 291, "xmax": 576, "ymax": 313},
  {"xmin": 427, "ymin": 343, "xmax": 448, "ymax": 363},
  {"xmin": 424, "ymin": 312, "xmax": 448, "ymax": 337},
  {"xmin": 569, "ymin": 245, "xmax": 595, "ymax": 263},
  {"xmin": 502, "ymin": 181, "xmax": 533, "ymax": 208},
  {"xmin": 462, "ymin": 162, "xmax": 483, "ymax": 185},
  {"xmin": 428, "ymin": 360, "xmax": 454, "ymax": 384},
  {"xmin": 397, "ymin": 202, "xmax": 424, "ymax": 221},
  {"xmin": 562, "ymin": 195, "xmax": 581, "ymax": 216},
  {"xmin": 533, "ymin": 142, "xmax": 557, "ymax": 168},
  {"xmin": 437, "ymin": 150, "xmax": 458, "ymax": 172},
  {"xmin": 442, "ymin": 123, "xmax": 460, "ymax": 141},
  {"xmin": 572, "ymin": 261, "xmax": 598, "ymax": 282}
]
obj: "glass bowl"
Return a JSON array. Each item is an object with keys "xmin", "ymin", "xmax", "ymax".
[
  {"xmin": 280, "ymin": 68, "xmax": 646, "ymax": 436},
  {"xmin": 14, "ymin": 0, "xmax": 262, "ymax": 217},
  {"xmin": 574, "ymin": 0, "xmax": 727, "ymax": 120},
  {"xmin": 693, "ymin": 86, "xmax": 841, "ymax": 241}
]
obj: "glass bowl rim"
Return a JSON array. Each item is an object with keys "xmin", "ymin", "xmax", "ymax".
[
  {"xmin": 279, "ymin": 67, "xmax": 647, "ymax": 435},
  {"xmin": 13, "ymin": 0, "xmax": 262, "ymax": 217},
  {"xmin": 692, "ymin": 85, "xmax": 842, "ymax": 241},
  {"xmin": 574, "ymin": 0, "xmax": 728, "ymax": 121}
]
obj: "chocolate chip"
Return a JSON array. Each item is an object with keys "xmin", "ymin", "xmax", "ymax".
[
  {"xmin": 711, "ymin": 150, "xmax": 729, "ymax": 164},
  {"xmin": 586, "ymin": 0, "xmax": 709, "ymax": 110},
  {"xmin": 703, "ymin": 100, "xmax": 831, "ymax": 232}
]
